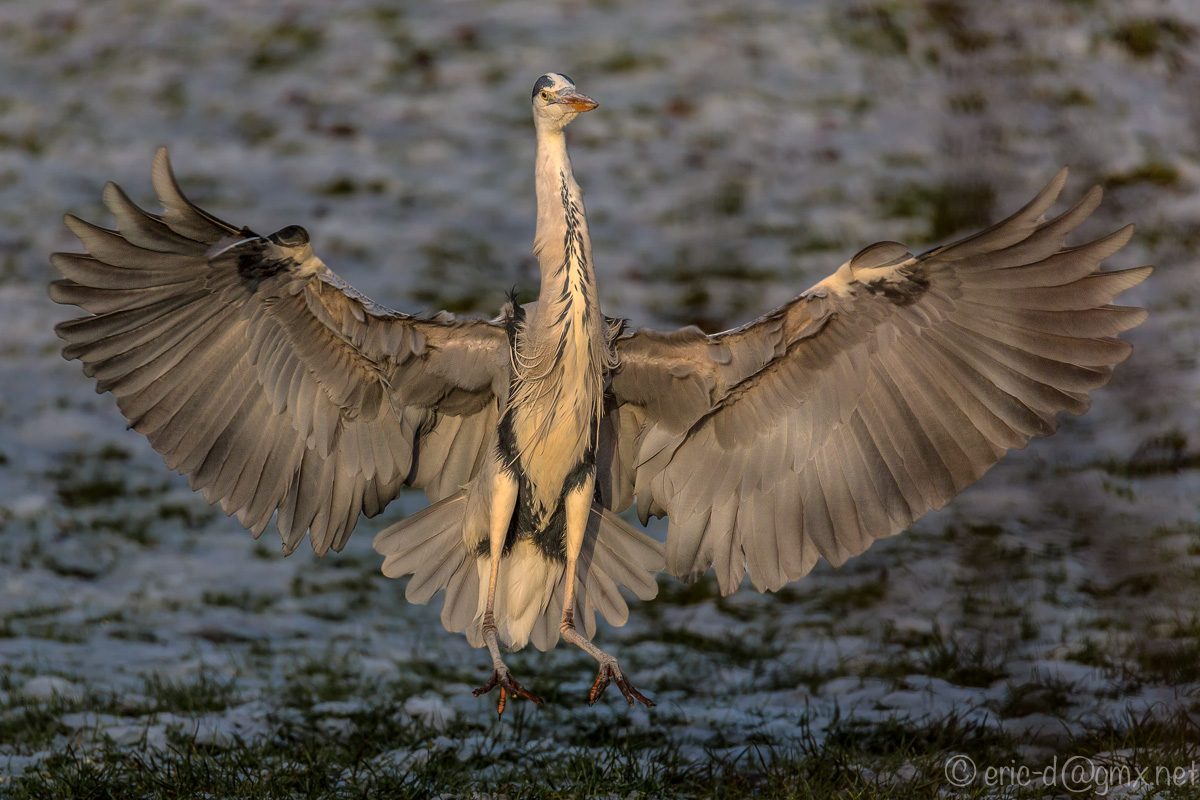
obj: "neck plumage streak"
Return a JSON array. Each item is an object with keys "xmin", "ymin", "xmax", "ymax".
[{"xmin": 508, "ymin": 170, "xmax": 605, "ymax": 525}]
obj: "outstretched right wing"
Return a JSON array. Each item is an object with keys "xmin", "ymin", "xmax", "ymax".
[
  {"xmin": 51, "ymin": 148, "xmax": 510, "ymax": 555},
  {"xmin": 606, "ymin": 170, "xmax": 1150, "ymax": 593}
]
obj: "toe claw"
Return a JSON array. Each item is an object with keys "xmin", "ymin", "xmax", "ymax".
[
  {"xmin": 615, "ymin": 674, "xmax": 654, "ymax": 708},
  {"xmin": 474, "ymin": 668, "xmax": 543, "ymax": 715},
  {"xmin": 588, "ymin": 662, "xmax": 653, "ymax": 708},
  {"xmin": 472, "ymin": 673, "xmax": 500, "ymax": 698}
]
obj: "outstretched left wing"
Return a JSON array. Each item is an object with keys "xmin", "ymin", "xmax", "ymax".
[
  {"xmin": 51, "ymin": 149, "xmax": 510, "ymax": 555},
  {"xmin": 604, "ymin": 170, "xmax": 1151, "ymax": 594}
]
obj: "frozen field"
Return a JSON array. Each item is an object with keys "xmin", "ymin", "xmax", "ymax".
[{"xmin": 1, "ymin": 1, "xmax": 1198, "ymax": 797}]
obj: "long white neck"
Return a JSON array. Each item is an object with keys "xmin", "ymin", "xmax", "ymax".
[
  {"xmin": 506, "ymin": 119, "xmax": 609, "ymax": 463},
  {"xmin": 531, "ymin": 127, "xmax": 597, "ymax": 310}
]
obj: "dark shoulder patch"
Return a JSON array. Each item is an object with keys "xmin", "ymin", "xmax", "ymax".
[
  {"xmin": 863, "ymin": 267, "xmax": 930, "ymax": 307},
  {"xmin": 232, "ymin": 238, "xmax": 293, "ymax": 287},
  {"xmin": 849, "ymin": 241, "xmax": 925, "ymax": 306}
]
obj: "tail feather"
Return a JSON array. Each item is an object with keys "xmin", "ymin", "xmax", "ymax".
[
  {"xmin": 593, "ymin": 509, "xmax": 664, "ymax": 600},
  {"xmin": 373, "ymin": 491, "xmax": 480, "ymax": 632},
  {"xmin": 443, "ymin": 558, "xmax": 481, "ymax": 639},
  {"xmin": 373, "ymin": 491, "xmax": 465, "ymax": 568},
  {"xmin": 489, "ymin": 540, "xmax": 558, "ymax": 650}
]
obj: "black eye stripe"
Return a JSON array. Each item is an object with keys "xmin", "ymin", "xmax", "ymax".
[
  {"xmin": 532, "ymin": 75, "xmax": 556, "ymax": 100},
  {"xmin": 532, "ymin": 73, "xmax": 577, "ymax": 100}
]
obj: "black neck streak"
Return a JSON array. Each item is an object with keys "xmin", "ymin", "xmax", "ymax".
[{"xmin": 555, "ymin": 170, "xmax": 592, "ymax": 355}]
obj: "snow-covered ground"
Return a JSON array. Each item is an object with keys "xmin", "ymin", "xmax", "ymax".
[{"xmin": 1, "ymin": 0, "xmax": 1198, "ymax": 792}]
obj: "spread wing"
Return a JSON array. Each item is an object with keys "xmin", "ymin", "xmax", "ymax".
[
  {"xmin": 605, "ymin": 169, "xmax": 1151, "ymax": 594},
  {"xmin": 51, "ymin": 148, "xmax": 510, "ymax": 555}
]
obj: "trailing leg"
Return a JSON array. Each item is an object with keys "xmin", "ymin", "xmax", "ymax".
[
  {"xmin": 558, "ymin": 475, "xmax": 653, "ymax": 708},
  {"xmin": 472, "ymin": 470, "xmax": 542, "ymax": 714}
]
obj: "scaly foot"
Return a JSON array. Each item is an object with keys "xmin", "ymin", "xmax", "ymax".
[
  {"xmin": 588, "ymin": 659, "xmax": 654, "ymax": 707},
  {"xmin": 473, "ymin": 666, "xmax": 543, "ymax": 715}
]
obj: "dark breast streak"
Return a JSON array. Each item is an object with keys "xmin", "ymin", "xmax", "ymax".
[
  {"xmin": 489, "ymin": 295, "xmax": 599, "ymax": 564},
  {"xmin": 492, "ymin": 414, "xmax": 595, "ymax": 563}
]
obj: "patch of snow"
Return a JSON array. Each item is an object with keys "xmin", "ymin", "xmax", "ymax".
[
  {"xmin": 1, "ymin": 751, "xmax": 51, "ymax": 778},
  {"xmin": 310, "ymin": 700, "xmax": 363, "ymax": 717},
  {"xmin": 404, "ymin": 693, "xmax": 457, "ymax": 732},
  {"xmin": 20, "ymin": 676, "xmax": 82, "ymax": 703}
]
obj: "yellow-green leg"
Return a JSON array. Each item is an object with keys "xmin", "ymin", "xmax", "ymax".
[
  {"xmin": 558, "ymin": 474, "xmax": 653, "ymax": 707},
  {"xmin": 472, "ymin": 471, "xmax": 542, "ymax": 715}
]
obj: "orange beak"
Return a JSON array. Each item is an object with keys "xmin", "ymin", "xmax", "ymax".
[{"xmin": 559, "ymin": 90, "xmax": 598, "ymax": 112}]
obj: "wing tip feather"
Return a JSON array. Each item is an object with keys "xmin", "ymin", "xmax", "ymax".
[{"xmin": 1027, "ymin": 166, "xmax": 1070, "ymax": 220}]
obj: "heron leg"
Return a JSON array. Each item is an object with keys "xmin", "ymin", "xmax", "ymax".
[
  {"xmin": 558, "ymin": 476, "xmax": 653, "ymax": 708},
  {"xmin": 473, "ymin": 470, "xmax": 542, "ymax": 714}
]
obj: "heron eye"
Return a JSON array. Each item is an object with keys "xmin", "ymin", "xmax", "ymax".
[{"xmin": 540, "ymin": 91, "xmax": 550, "ymax": 101}]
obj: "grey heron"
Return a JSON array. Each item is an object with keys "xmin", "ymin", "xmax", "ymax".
[{"xmin": 50, "ymin": 73, "xmax": 1151, "ymax": 713}]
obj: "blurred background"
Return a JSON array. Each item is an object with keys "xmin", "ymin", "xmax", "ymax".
[{"xmin": 1, "ymin": 0, "xmax": 1197, "ymax": 794}]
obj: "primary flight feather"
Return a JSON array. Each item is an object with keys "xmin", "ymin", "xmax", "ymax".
[{"xmin": 51, "ymin": 73, "xmax": 1150, "ymax": 711}]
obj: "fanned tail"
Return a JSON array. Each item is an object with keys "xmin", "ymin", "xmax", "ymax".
[{"xmin": 373, "ymin": 493, "xmax": 665, "ymax": 652}]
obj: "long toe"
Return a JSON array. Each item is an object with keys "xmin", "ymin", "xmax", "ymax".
[
  {"xmin": 589, "ymin": 662, "xmax": 653, "ymax": 708},
  {"xmin": 473, "ymin": 668, "xmax": 543, "ymax": 715},
  {"xmin": 588, "ymin": 666, "xmax": 612, "ymax": 705}
]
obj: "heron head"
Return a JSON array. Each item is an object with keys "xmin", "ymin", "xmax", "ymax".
[{"xmin": 531, "ymin": 73, "xmax": 597, "ymax": 130}]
